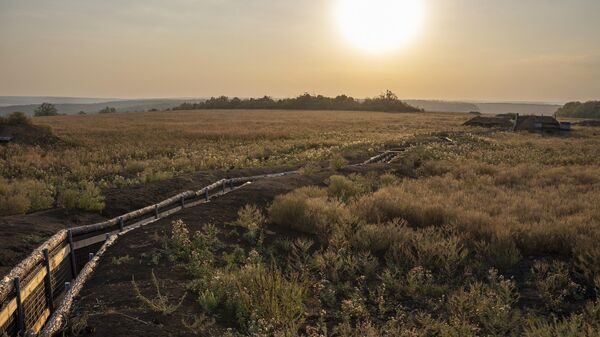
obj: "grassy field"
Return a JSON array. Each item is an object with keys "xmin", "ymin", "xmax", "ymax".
[
  {"xmin": 0, "ymin": 110, "xmax": 463, "ymax": 216},
  {"xmin": 3, "ymin": 110, "xmax": 600, "ymax": 336}
]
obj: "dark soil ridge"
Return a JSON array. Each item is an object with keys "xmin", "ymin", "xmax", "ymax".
[
  {"xmin": 0, "ymin": 166, "xmax": 298, "ymax": 277},
  {"xmin": 65, "ymin": 163, "xmax": 403, "ymax": 337}
]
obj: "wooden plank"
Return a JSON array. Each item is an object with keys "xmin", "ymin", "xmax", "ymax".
[
  {"xmin": 31, "ymin": 308, "xmax": 50, "ymax": 333},
  {"xmin": 20, "ymin": 268, "xmax": 47, "ymax": 303},
  {"xmin": 0, "ymin": 298, "xmax": 17, "ymax": 329},
  {"xmin": 0, "ymin": 266, "xmax": 46, "ymax": 328},
  {"xmin": 49, "ymin": 246, "xmax": 70, "ymax": 271},
  {"xmin": 0, "ymin": 245, "xmax": 70, "ymax": 328}
]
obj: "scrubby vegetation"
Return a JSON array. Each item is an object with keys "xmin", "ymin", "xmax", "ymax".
[
  {"xmin": 173, "ymin": 91, "xmax": 422, "ymax": 113},
  {"xmin": 0, "ymin": 111, "xmax": 32, "ymax": 126},
  {"xmin": 0, "ymin": 110, "xmax": 459, "ymax": 216},
  {"xmin": 556, "ymin": 101, "xmax": 600, "ymax": 119},
  {"xmin": 161, "ymin": 155, "xmax": 600, "ymax": 335}
]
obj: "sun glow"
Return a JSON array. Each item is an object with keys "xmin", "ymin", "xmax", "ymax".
[{"xmin": 335, "ymin": 0, "xmax": 425, "ymax": 54}]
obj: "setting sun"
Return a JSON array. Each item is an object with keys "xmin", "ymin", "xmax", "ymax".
[{"xmin": 335, "ymin": 0, "xmax": 425, "ymax": 53}]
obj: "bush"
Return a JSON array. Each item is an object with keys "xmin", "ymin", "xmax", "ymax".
[
  {"xmin": 269, "ymin": 187, "xmax": 353, "ymax": 236},
  {"xmin": 231, "ymin": 204, "xmax": 265, "ymax": 242},
  {"xmin": 531, "ymin": 260, "xmax": 582, "ymax": 312},
  {"xmin": 327, "ymin": 175, "xmax": 361, "ymax": 201},
  {"xmin": 329, "ymin": 153, "xmax": 348, "ymax": 171},
  {"xmin": 0, "ymin": 178, "xmax": 53, "ymax": 215},
  {"xmin": 0, "ymin": 111, "xmax": 32, "ymax": 125},
  {"xmin": 57, "ymin": 182, "xmax": 105, "ymax": 212},
  {"xmin": 351, "ymin": 187, "xmax": 453, "ymax": 226},
  {"xmin": 222, "ymin": 261, "xmax": 307, "ymax": 335},
  {"xmin": 475, "ymin": 234, "xmax": 522, "ymax": 271},
  {"xmin": 387, "ymin": 227, "xmax": 468, "ymax": 278},
  {"xmin": 447, "ymin": 270, "xmax": 521, "ymax": 336}
]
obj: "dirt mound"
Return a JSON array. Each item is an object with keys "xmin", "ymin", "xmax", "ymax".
[
  {"xmin": 464, "ymin": 116, "xmax": 514, "ymax": 128},
  {"xmin": 0, "ymin": 123, "xmax": 62, "ymax": 146}
]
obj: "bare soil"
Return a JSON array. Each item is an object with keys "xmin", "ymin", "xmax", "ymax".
[
  {"xmin": 66, "ymin": 163, "xmax": 409, "ymax": 337},
  {"xmin": 0, "ymin": 166, "xmax": 297, "ymax": 276}
]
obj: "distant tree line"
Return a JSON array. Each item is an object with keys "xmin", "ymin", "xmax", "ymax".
[
  {"xmin": 173, "ymin": 91, "xmax": 422, "ymax": 113},
  {"xmin": 555, "ymin": 101, "xmax": 600, "ymax": 119}
]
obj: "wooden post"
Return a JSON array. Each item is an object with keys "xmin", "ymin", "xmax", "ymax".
[
  {"xmin": 88, "ymin": 253, "xmax": 94, "ymax": 262},
  {"xmin": 67, "ymin": 230, "xmax": 77, "ymax": 279},
  {"xmin": 222, "ymin": 180, "xmax": 226, "ymax": 193},
  {"xmin": 64, "ymin": 282, "xmax": 71, "ymax": 293},
  {"xmin": 205, "ymin": 188, "xmax": 209, "ymax": 202},
  {"xmin": 180, "ymin": 195, "xmax": 185, "ymax": 208},
  {"xmin": 154, "ymin": 205, "xmax": 159, "ymax": 219},
  {"xmin": 42, "ymin": 249, "xmax": 54, "ymax": 312},
  {"xmin": 119, "ymin": 217, "xmax": 124, "ymax": 232},
  {"xmin": 14, "ymin": 277, "xmax": 25, "ymax": 333}
]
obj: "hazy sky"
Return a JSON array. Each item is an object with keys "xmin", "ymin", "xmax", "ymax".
[{"xmin": 1, "ymin": 0, "xmax": 599, "ymax": 102}]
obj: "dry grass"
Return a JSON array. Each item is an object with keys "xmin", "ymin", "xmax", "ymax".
[{"xmin": 0, "ymin": 110, "xmax": 465, "ymax": 215}]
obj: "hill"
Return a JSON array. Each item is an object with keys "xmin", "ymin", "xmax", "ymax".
[
  {"xmin": 0, "ymin": 99, "xmax": 202, "ymax": 116},
  {"xmin": 555, "ymin": 101, "xmax": 600, "ymax": 119}
]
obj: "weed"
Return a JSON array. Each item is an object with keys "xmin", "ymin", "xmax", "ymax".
[
  {"xmin": 131, "ymin": 270, "xmax": 186, "ymax": 315},
  {"xmin": 531, "ymin": 260, "xmax": 582, "ymax": 312},
  {"xmin": 111, "ymin": 255, "xmax": 133, "ymax": 266}
]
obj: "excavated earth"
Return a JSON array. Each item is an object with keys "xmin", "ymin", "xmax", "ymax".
[{"xmin": 62, "ymin": 162, "xmax": 404, "ymax": 337}]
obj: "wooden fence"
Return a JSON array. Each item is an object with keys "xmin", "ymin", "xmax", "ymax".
[{"xmin": 0, "ymin": 172, "xmax": 298, "ymax": 337}]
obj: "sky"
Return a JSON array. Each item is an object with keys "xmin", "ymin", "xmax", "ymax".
[{"xmin": 1, "ymin": 0, "xmax": 599, "ymax": 102}]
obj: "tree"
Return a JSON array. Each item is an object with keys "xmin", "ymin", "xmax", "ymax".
[
  {"xmin": 99, "ymin": 106, "xmax": 117, "ymax": 114},
  {"xmin": 34, "ymin": 103, "xmax": 58, "ymax": 116}
]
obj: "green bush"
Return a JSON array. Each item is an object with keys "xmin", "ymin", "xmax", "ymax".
[
  {"xmin": 329, "ymin": 153, "xmax": 349, "ymax": 171},
  {"xmin": 269, "ymin": 187, "xmax": 353, "ymax": 236},
  {"xmin": 0, "ymin": 111, "xmax": 32, "ymax": 125},
  {"xmin": 475, "ymin": 234, "xmax": 522, "ymax": 271},
  {"xmin": 231, "ymin": 204, "xmax": 265, "ymax": 239},
  {"xmin": 387, "ymin": 227, "xmax": 468, "ymax": 278},
  {"xmin": 0, "ymin": 178, "xmax": 53, "ymax": 215},
  {"xmin": 531, "ymin": 260, "xmax": 582, "ymax": 312},
  {"xmin": 222, "ymin": 261, "xmax": 307, "ymax": 335},
  {"xmin": 327, "ymin": 175, "xmax": 361, "ymax": 201},
  {"xmin": 57, "ymin": 182, "xmax": 105, "ymax": 212},
  {"xmin": 447, "ymin": 270, "xmax": 521, "ymax": 336}
]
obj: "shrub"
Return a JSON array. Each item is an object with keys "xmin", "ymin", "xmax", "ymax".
[
  {"xmin": 299, "ymin": 162, "xmax": 320, "ymax": 175},
  {"xmin": 231, "ymin": 204, "xmax": 265, "ymax": 239},
  {"xmin": 531, "ymin": 260, "xmax": 582, "ymax": 312},
  {"xmin": 329, "ymin": 153, "xmax": 349, "ymax": 171},
  {"xmin": 327, "ymin": 175, "xmax": 361, "ymax": 201},
  {"xmin": 269, "ymin": 187, "xmax": 353, "ymax": 236},
  {"xmin": 447, "ymin": 270, "xmax": 521, "ymax": 336},
  {"xmin": 351, "ymin": 219, "xmax": 411, "ymax": 254},
  {"xmin": 57, "ymin": 182, "xmax": 105, "ymax": 212},
  {"xmin": 0, "ymin": 178, "xmax": 53, "ymax": 215},
  {"xmin": 0, "ymin": 111, "xmax": 31, "ymax": 125},
  {"xmin": 475, "ymin": 234, "xmax": 522, "ymax": 271},
  {"xmin": 352, "ymin": 187, "xmax": 453, "ymax": 226},
  {"xmin": 386, "ymin": 227, "xmax": 468, "ymax": 278},
  {"xmin": 222, "ymin": 260, "xmax": 307, "ymax": 335},
  {"xmin": 523, "ymin": 314, "xmax": 596, "ymax": 337}
]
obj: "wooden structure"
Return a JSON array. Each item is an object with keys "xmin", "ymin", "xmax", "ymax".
[{"xmin": 0, "ymin": 172, "xmax": 298, "ymax": 337}]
